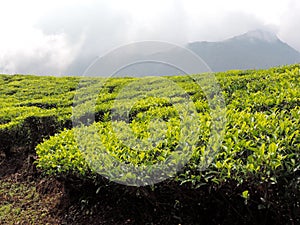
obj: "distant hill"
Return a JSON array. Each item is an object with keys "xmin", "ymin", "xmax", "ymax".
[
  {"xmin": 187, "ymin": 29, "xmax": 300, "ymax": 72},
  {"xmin": 85, "ymin": 29, "xmax": 300, "ymax": 77}
]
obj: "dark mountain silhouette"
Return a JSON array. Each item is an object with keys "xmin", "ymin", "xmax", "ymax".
[{"xmin": 187, "ymin": 29, "xmax": 300, "ymax": 72}]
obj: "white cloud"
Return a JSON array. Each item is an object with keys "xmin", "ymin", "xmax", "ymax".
[
  {"xmin": 0, "ymin": 29, "xmax": 84, "ymax": 75},
  {"xmin": 277, "ymin": 1, "xmax": 300, "ymax": 52},
  {"xmin": 0, "ymin": 0, "xmax": 299, "ymax": 75},
  {"xmin": 0, "ymin": 0, "xmax": 85, "ymax": 75}
]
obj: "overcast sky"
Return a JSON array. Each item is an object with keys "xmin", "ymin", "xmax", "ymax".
[{"xmin": 0, "ymin": 0, "xmax": 299, "ymax": 75}]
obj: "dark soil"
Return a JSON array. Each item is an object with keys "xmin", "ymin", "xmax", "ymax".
[{"xmin": 0, "ymin": 149, "xmax": 299, "ymax": 225}]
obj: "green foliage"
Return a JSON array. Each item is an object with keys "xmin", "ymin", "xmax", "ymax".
[
  {"xmin": 36, "ymin": 129, "xmax": 89, "ymax": 176},
  {"xmin": 0, "ymin": 75, "xmax": 78, "ymax": 155},
  {"xmin": 32, "ymin": 64, "xmax": 300, "ymax": 190},
  {"xmin": 1, "ymin": 64, "xmax": 299, "ymax": 224},
  {"xmin": 0, "ymin": 64, "xmax": 299, "ymax": 193}
]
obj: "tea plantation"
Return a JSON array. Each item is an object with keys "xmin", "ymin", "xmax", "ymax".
[{"xmin": 0, "ymin": 65, "xmax": 299, "ymax": 224}]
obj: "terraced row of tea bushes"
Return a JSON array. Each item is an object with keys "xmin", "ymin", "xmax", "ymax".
[
  {"xmin": 0, "ymin": 75, "xmax": 79, "ymax": 156},
  {"xmin": 1, "ymin": 64, "xmax": 299, "ymax": 188},
  {"xmin": 36, "ymin": 65, "xmax": 299, "ymax": 191},
  {"xmin": 0, "ymin": 75, "xmax": 145, "ymax": 156},
  {"xmin": 0, "ymin": 64, "xmax": 299, "ymax": 222},
  {"xmin": 35, "ymin": 105, "xmax": 299, "ymax": 186},
  {"xmin": 0, "ymin": 68, "xmax": 243, "ymax": 157}
]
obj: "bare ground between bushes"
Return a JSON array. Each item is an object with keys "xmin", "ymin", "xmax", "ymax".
[
  {"xmin": 0, "ymin": 149, "xmax": 128, "ymax": 225},
  {"xmin": 0, "ymin": 148, "xmax": 299, "ymax": 225}
]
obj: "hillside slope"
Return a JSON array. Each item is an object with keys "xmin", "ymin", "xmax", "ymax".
[{"xmin": 188, "ymin": 29, "xmax": 300, "ymax": 71}]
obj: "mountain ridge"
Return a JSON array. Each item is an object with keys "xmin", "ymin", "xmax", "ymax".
[
  {"xmin": 91, "ymin": 29, "xmax": 300, "ymax": 77},
  {"xmin": 187, "ymin": 29, "xmax": 300, "ymax": 72}
]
